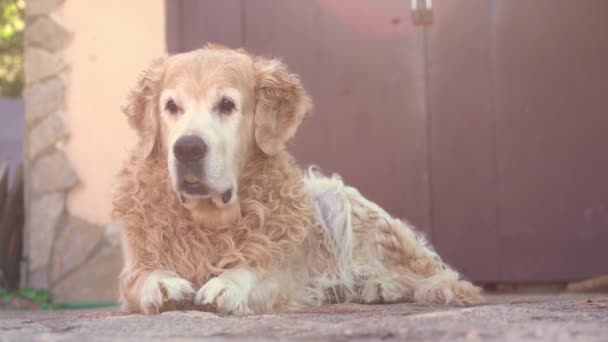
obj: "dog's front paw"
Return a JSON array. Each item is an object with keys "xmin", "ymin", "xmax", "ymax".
[
  {"xmin": 195, "ymin": 277, "xmax": 252, "ymax": 315},
  {"xmin": 140, "ymin": 273, "xmax": 196, "ymax": 314}
]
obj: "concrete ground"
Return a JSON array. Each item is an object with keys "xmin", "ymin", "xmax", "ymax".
[{"xmin": 0, "ymin": 293, "xmax": 606, "ymax": 341}]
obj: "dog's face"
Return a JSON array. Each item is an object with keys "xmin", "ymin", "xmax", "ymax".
[
  {"xmin": 123, "ymin": 45, "xmax": 312, "ymax": 209},
  {"xmin": 160, "ymin": 50, "xmax": 255, "ymax": 207}
]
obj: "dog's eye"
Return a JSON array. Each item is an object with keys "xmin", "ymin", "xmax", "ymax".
[
  {"xmin": 165, "ymin": 99, "xmax": 181, "ymax": 115},
  {"xmin": 218, "ymin": 97, "xmax": 235, "ymax": 115}
]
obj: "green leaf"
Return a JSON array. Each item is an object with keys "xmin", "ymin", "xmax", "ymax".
[
  {"xmin": 18, "ymin": 287, "xmax": 36, "ymax": 300},
  {"xmin": 0, "ymin": 0, "xmax": 24, "ymax": 97},
  {"xmin": 33, "ymin": 289, "xmax": 53, "ymax": 304}
]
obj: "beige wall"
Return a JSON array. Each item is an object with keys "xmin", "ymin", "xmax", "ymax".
[{"xmin": 59, "ymin": 1, "xmax": 167, "ymax": 225}]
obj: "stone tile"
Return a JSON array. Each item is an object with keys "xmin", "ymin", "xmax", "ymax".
[
  {"xmin": 3, "ymin": 294, "xmax": 608, "ymax": 341},
  {"xmin": 51, "ymin": 216, "xmax": 104, "ymax": 283},
  {"xmin": 28, "ymin": 192, "xmax": 65, "ymax": 270},
  {"xmin": 28, "ymin": 112, "xmax": 69, "ymax": 159},
  {"xmin": 104, "ymin": 222, "xmax": 123, "ymax": 248},
  {"xmin": 30, "ymin": 150, "xmax": 79, "ymax": 194},
  {"xmin": 26, "ymin": 15, "xmax": 72, "ymax": 52},
  {"xmin": 27, "ymin": 267, "xmax": 49, "ymax": 289},
  {"xmin": 26, "ymin": 0, "xmax": 65, "ymax": 18},
  {"xmin": 25, "ymin": 47, "xmax": 68, "ymax": 84},
  {"xmin": 24, "ymin": 77, "xmax": 65, "ymax": 125},
  {"xmin": 52, "ymin": 244, "xmax": 123, "ymax": 302}
]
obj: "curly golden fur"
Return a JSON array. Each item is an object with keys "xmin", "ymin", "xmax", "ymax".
[
  {"xmin": 113, "ymin": 45, "xmax": 481, "ymax": 315},
  {"xmin": 114, "ymin": 150, "xmax": 314, "ymax": 312}
]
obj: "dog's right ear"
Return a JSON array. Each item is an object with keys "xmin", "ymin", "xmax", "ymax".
[{"xmin": 122, "ymin": 57, "xmax": 166, "ymax": 160}]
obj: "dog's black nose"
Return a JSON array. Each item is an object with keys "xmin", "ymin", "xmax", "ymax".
[{"xmin": 174, "ymin": 135, "xmax": 207, "ymax": 163}]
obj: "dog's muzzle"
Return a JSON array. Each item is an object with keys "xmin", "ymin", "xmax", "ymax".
[{"xmin": 173, "ymin": 135, "xmax": 233, "ymax": 205}]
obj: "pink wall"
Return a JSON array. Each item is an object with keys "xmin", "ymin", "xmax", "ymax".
[{"xmin": 59, "ymin": 0, "xmax": 167, "ymax": 224}]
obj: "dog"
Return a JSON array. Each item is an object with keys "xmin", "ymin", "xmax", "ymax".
[{"xmin": 113, "ymin": 44, "xmax": 481, "ymax": 315}]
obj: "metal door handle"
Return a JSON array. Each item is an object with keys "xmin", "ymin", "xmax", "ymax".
[{"xmin": 411, "ymin": 0, "xmax": 434, "ymax": 26}]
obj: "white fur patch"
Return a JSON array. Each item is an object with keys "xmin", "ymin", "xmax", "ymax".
[
  {"xmin": 303, "ymin": 167, "xmax": 357, "ymax": 297},
  {"xmin": 195, "ymin": 268, "xmax": 257, "ymax": 315}
]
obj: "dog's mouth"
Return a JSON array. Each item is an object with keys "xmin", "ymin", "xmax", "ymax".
[
  {"xmin": 180, "ymin": 175, "xmax": 209, "ymax": 196},
  {"xmin": 175, "ymin": 166, "xmax": 235, "ymax": 208},
  {"xmin": 179, "ymin": 178, "xmax": 234, "ymax": 207}
]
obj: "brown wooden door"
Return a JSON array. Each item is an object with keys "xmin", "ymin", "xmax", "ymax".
[
  {"xmin": 424, "ymin": 0, "xmax": 499, "ymax": 281},
  {"xmin": 167, "ymin": 0, "xmax": 608, "ymax": 282},
  {"xmin": 491, "ymin": 0, "xmax": 608, "ymax": 281},
  {"xmin": 425, "ymin": 0, "xmax": 608, "ymax": 282}
]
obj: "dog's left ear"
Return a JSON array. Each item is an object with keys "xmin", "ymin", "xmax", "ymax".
[{"xmin": 254, "ymin": 57, "xmax": 312, "ymax": 156}]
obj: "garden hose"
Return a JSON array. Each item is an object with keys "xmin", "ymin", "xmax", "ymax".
[{"xmin": 54, "ymin": 301, "xmax": 118, "ymax": 309}]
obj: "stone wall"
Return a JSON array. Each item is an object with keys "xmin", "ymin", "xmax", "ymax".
[{"xmin": 23, "ymin": 0, "xmax": 122, "ymax": 302}]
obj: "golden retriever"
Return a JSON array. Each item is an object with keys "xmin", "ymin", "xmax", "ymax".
[{"xmin": 113, "ymin": 44, "xmax": 481, "ymax": 315}]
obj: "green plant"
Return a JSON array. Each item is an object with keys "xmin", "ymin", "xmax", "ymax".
[
  {"xmin": 0, "ymin": 287, "xmax": 57, "ymax": 309},
  {"xmin": 0, "ymin": 286, "xmax": 118, "ymax": 310},
  {"xmin": 0, "ymin": 0, "xmax": 24, "ymax": 97}
]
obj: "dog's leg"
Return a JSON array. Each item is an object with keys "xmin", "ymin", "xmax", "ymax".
[
  {"xmin": 194, "ymin": 267, "xmax": 257, "ymax": 315},
  {"xmin": 342, "ymin": 186, "xmax": 482, "ymax": 305},
  {"xmin": 373, "ymin": 216, "xmax": 482, "ymax": 305},
  {"xmin": 121, "ymin": 269, "xmax": 196, "ymax": 314}
]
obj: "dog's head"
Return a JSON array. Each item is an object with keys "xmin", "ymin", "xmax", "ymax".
[{"xmin": 123, "ymin": 44, "xmax": 312, "ymax": 209}]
